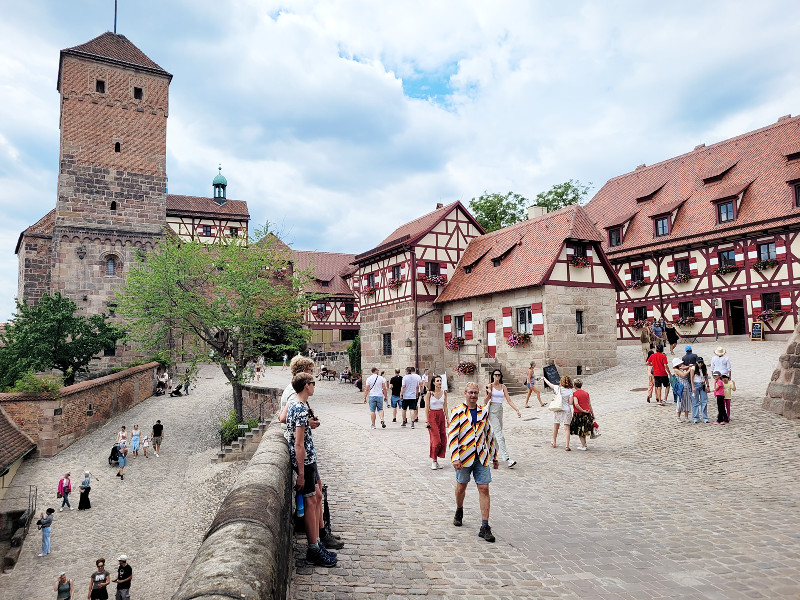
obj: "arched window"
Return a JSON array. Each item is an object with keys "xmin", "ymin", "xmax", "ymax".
[
  {"xmin": 106, "ymin": 257, "xmax": 116, "ymax": 275},
  {"xmin": 110, "ymin": 201, "xmax": 117, "ymax": 211},
  {"xmin": 114, "ymin": 142, "xmax": 121, "ymax": 153}
]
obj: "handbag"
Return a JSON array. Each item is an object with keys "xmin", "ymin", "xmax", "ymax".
[
  {"xmin": 419, "ymin": 395, "xmax": 426, "ymax": 408},
  {"xmin": 56, "ymin": 492, "xmax": 62, "ymax": 499},
  {"xmin": 590, "ymin": 421, "xmax": 600, "ymax": 439},
  {"xmin": 548, "ymin": 393, "xmax": 563, "ymax": 412}
]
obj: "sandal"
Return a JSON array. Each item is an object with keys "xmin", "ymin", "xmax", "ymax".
[
  {"xmin": 551, "ymin": 442, "xmax": 557, "ymax": 448},
  {"xmin": 565, "ymin": 447, "xmax": 571, "ymax": 451}
]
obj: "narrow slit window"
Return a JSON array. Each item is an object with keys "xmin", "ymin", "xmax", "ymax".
[
  {"xmin": 110, "ymin": 201, "xmax": 117, "ymax": 211},
  {"xmin": 106, "ymin": 257, "xmax": 116, "ymax": 275},
  {"xmin": 133, "ymin": 87, "xmax": 143, "ymax": 100},
  {"xmin": 114, "ymin": 142, "xmax": 121, "ymax": 153},
  {"xmin": 576, "ymin": 310, "xmax": 584, "ymax": 334},
  {"xmin": 96, "ymin": 80, "xmax": 105, "ymax": 93}
]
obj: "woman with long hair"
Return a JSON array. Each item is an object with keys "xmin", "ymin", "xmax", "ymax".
[
  {"xmin": 524, "ymin": 361, "xmax": 545, "ymax": 408},
  {"xmin": 542, "ymin": 375, "xmax": 574, "ymax": 450},
  {"xmin": 425, "ymin": 374, "xmax": 448, "ymax": 470},
  {"xmin": 484, "ymin": 369, "xmax": 522, "ymax": 467}
]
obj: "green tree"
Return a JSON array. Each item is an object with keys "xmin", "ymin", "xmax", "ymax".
[
  {"xmin": 0, "ymin": 293, "xmax": 122, "ymax": 389},
  {"xmin": 533, "ymin": 179, "xmax": 592, "ymax": 212},
  {"xmin": 116, "ymin": 225, "xmax": 313, "ymax": 421},
  {"xmin": 468, "ymin": 191, "xmax": 530, "ymax": 233},
  {"xmin": 347, "ymin": 334, "xmax": 361, "ymax": 374}
]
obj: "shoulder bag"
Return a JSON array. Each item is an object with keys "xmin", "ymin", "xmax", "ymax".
[{"xmin": 548, "ymin": 392, "xmax": 563, "ymax": 412}]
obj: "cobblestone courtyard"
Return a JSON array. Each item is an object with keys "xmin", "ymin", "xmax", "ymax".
[{"xmin": 289, "ymin": 340, "xmax": 800, "ymax": 599}]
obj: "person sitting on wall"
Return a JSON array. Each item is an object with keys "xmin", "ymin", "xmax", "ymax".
[
  {"xmin": 319, "ymin": 365, "xmax": 328, "ymax": 380},
  {"xmin": 156, "ymin": 371, "xmax": 169, "ymax": 394},
  {"xmin": 340, "ymin": 367, "xmax": 350, "ymax": 383}
]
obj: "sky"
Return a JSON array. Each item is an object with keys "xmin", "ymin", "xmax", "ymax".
[{"xmin": 1, "ymin": 0, "xmax": 799, "ymax": 321}]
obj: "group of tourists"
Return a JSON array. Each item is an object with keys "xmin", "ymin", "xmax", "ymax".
[
  {"xmin": 646, "ymin": 344, "xmax": 736, "ymax": 423},
  {"xmin": 639, "ymin": 319, "xmax": 683, "ymax": 358},
  {"xmin": 113, "ymin": 421, "xmax": 164, "ymax": 481},
  {"xmin": 52, "ymin": 555, "xmax": 133, "ymax": 599}
]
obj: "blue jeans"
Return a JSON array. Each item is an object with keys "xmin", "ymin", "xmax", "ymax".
[
  {"xmin": 692, "ymin": 381, "xmax": 708, "ymax": 422},
  {"xmin": 41, "ymin": 526, "xmax": 51, "ymax": 554},
  {"xmin": 390, "ymin": 395, "xmax": 401, "ymax": 408},
  {"xmin": 455, "ymin": 461, "xmax": 492, "ymax": 485},
  {"xmin": 368, "ymin": 396, "xmax": 384, "ymax": 412},
  {"xmin": 61, "ymin": 491, "xmax": 71, "ymax": 508}
]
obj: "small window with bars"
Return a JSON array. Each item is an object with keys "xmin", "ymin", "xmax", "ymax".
[
  {"xmin": 609, "ymin": 228, "xmax": 621, "ymax": 247},
  {"xmin": 382, "ymin": 333, "xmax": 392, "ymax": 356}
]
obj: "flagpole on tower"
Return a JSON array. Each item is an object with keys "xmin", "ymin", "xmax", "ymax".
[{"xmin": 114, "ymin": 0, "xmax": 118, "ymax": 34}]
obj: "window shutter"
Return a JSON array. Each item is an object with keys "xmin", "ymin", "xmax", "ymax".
[
  {"xmin": 735, "ymin": 245, "xmax": 745, "ymax": 268},
  {"xmin": 746, "ymin": 243, "xmax": 757, "ymax": 267},
  {"xmin": 439, "ymin": 261, "xmax": 448, "ymax": 282},
  {"xmin": 693, "ymin": 299, "xmax": 702, "ymax": 319},
  {"xmin": 586, "ymin": 247, "xmax": 594, "ymax": 265},
  {"xmin": 780, "ymin": 290, "xmax": 792, "ymax": 311},
  {"xmin": 464, "ymin": 312, "xmax": 473, "ymax": 339},
  {"xmin": 643, "ymin": 265, "xmax": 651, "ymax": 283},
  {"xmin": 751, "ymin": 295, "xmax": 762, "ymax": 317},
  {"xmin": 628, "ymin": 311, "xmax": 634, "ymax": 325},
  {"xmin": 689, "ymin": 256, "xmax": 698, "ymax": 277},
  {"xmin": 776, "ymin": 238, "xmax": 787, "ymax": 261},
  {"xmin": 417, "ymin": 264, "xmax": 426, "ymax": 280},
  {"xmin": 647, "ymin": 306, "xmax": 654, "ymax": 320},
  {"xmin": 531, "ymin": 302, "xmax": 544, "ymax": 335},
  {"xmin": 667, "ymin": 260, "xmax": 674, "ymax": 276},
  {"xmin": 623, "ymin": 268, "xmax": 631, "ymax": 283},
  {"xmin": 443, "ymin": 315, "xmax": 452, "ymax": 341},
  {"xmin": 502, "ymin": 307, "xmax": 513, "ymax": 336},
  {"xmin": 671, "ymin": 302, "xmax": 679, "ymax": 319}
]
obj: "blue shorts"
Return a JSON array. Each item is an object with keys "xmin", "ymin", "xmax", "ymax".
[
  {"xmin": 390, "ymin": 395, "xmax": 401, "ymax": 408},
  {"xmin": 118, "ymin": 453, "xmax": 127, "ymax": 467},
  {"xmin": 455, "ymin": 461, "xmax": 492, "ymax": 485},
  {"xmin": 368, "ymin": 396, "xmax": 384, "ymax": 412}
]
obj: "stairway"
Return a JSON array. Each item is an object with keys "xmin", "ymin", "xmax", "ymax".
[{"xmin": 479, "ymin": 359, "xmax": 527, "ymax": 396}]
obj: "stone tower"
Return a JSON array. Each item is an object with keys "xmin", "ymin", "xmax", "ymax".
[{"xmin": 50, "ymin": 33, "xmax": 172, "ymax": 342}]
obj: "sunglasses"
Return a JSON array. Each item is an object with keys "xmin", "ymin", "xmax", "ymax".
[{"xmin": 307, "ymin": 381, "xmax": 315, "ymax": 386}]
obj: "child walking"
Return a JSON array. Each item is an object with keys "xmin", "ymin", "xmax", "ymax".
[
  {"xmin": 142, "ymin": 435, "xmax": 151, "ymax": 458},
  {"xmin": 712, "ymin": 371, "xmax": 727, "ymax": 424},
  {"xmin": 722, "ymin": 375, "xmax": 736, "ymax": 422}
]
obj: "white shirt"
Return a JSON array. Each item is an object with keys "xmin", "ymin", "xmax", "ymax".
[
  {"xmin": 428, "ymin": 391, "xmax": 446, "ymax": 410},
  {"xmin": 365, "ymin": 374, "xmax": 386, "ymax": 397},
  {"xmin": 710, "ymin": 355, "xmax": 731, "ymax": 376},
  {"xmin": 280, "ymin": 383, "xmax": 295, "ymax": 440},
  {"xmin": 402, "ymin": 374, "xmax": 421, "ymax": 399}
]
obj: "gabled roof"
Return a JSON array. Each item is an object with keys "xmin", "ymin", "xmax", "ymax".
[
  {"xmin": 436, "ymin": 205, "xmax": 608, "ymax": 304},
  {"xmin": 293, "ymin": 251, "xmax": 356, "ymax": 297},
  {"xmin": 15, "ymin": 209, "xmax": 55, "ymax": 254},
  {"xmin": 353, "ymin": 201, "xmax": 484, "ymax": 264},
  {"xmin": 0, "ymin": 406, "xmax": 36, "ymax": 474},
  {"xmin": 585, "ymin": 115, "xmax": 800, "ymax": 259},
  {"xmin": 58, "ymin": 33, "xmax": 172, "ymax": 89},
  {"xmin": 167, "ymin": 195, "xmax": 249, "ymax": 219}
]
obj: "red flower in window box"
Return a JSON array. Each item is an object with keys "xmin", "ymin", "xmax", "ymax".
[
  {"xmin": 569, "ymin": 255, "xmax": 590, "ymax": 268},
  {"xmin": 445, "ymin": 336, "xmax": 464, "ymax": 351},
  {"xmin": 363, "ymin": 285, "xmax": 377, "ymax": 297},
  {"xmin": 672, "ymin": 273, "xmax": 691, "ymax": 284},
  {"xmin": 455, "ymin": 360, "xmax": 476, "ymax": 375},
  {"xmin": 631, "ymin": 319, "xmax": 649, "ymax": 330},
  {"xmin": 506, "ymin": 331, "xmax": 531, "ymax": 347},
  {"xmin": 674, "ymin": 316, "xmax": 696, "ymax": 326},
  {"xmin": 752, "ymin": 259, "xmax": 779, "ymax": 272},
  {"xmin": 714, "ymin": 265, "xmax": 739, "ymax": 275},
  {"xmin": 387, "ymin": 278, "xmax": 404, "ymax": 290},
  {"xmin": 756, "ymin": 309, "xmax": 782, "ymax": 322},
  {"xmin": 421, "ymin": 274, "xmax": 447, "ymax": 286},
  {"xmin": 628, "ymin": 279, "xmax": 646, "ymax": 289}
]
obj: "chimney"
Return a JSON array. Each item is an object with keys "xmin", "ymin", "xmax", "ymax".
[
  {"xmin": 777, "ymin": 114, "xmax": 792, "ymax": 122},
  {"xmin": 635, "ymin": 163, "xmax": 647, "ymax": 170},
  {"xmin": 693, "ymin": 144, "xmax": 705, "ymax": 151},
  {"xmin": 527, "ymin": 205, "xmax": 547, "ymax": 220},
  {"xmin": 436, "ymin": 202, "xmax": 444, "ymax": 209}
]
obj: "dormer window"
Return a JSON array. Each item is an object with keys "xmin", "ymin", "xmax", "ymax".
[
  {"xmin": 716, "ymin": 199, "xmax": 736, "ymax": 223},
  {"xmin": 321, "ymin": 281, "xmax": 329, "ymax": 288},
  {"xmin": 464, "ymin": 265, "xmax": 472, "ymax": 274},
  {"xmin": 609, "ymin": 227, "xmax": 621, "ymax": 247},
  {"xmin": 654, "ymin": 216, "xmax": 670, "ymax": 237},
  {"xmin": 114, "ymin": 142, "xmax": 121, "ymax": 153},
  {"xmin": 133, "ymin": 86, "xmax": 143, "ymax": 101},
  {"xmin": 492, "ymin": 258, "xmax": 501, "ymax": 267},
  {"xmin": 96, "ymin": 79, "xmax": 105, "ymax": 93},
  {"xmin": 570, "ymin": 243, "xmax": 586, "ymax": 257}
]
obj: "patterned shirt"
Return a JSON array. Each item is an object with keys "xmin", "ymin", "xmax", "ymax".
[
  {"xmin": 286, "ymin": 400, "xmax": 316, "ymax": 468},
  {"xmin": 447, "ymin": 403, "xmax": 497, "ymax": 467}
]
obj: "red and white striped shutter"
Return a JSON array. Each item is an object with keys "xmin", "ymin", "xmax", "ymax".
[
  {"xmin": 643, "ymin": 264, "xmax": 651, "ymax": 283},
  {"xmin": 586, "ymin": 247, "xmax": 594, "ymax": 264},
  {"xmin": 624, "ymin": 268, "xmax": 631, "ymax": 283},
  {"xmin": 746, "ymin": 243, "xmax": 758, "ymax": 267},
  {"xmin": 693, "ymin": 300, "xmax": 702, "ymax": 319},
  {"xmin": 780, "ymin": 290, "xmax": 792, "ymax": 312},
  {"xmin": 647, "ymin": 306, "xmax": 654, "ymax": 320},
  {"xmin": 464, "ymin": 312, "xmax": 473, "ymax": 339},
  {"xmin": 776, "ymin": 238, "xmax": 787, "ymax": 261},
  {"xmin": 310, "ymin": 304, "xmax": 318, "ymax": 314},
  {"xmin": 417, "ymin": 263, "xmax": 426, "ymax": 281},
  {"xmin": 531, "ymin": 302, "xmax": 544, "ymax": 335},
  {"xmin": 353, "ymin": 305, "xmax": 359, "ymax": 316},
  {"xmin": 751, "ymin": 295, "xmax": 762, "ymax": 316},
  {"xmin": 443, "ymin": 315, "xmax": 452, "ymax": 341},
  {"xmin": 671, "ymin": 302, "xmax": 679, "ymax": 319},
  {"xmin": 628, "ymin": 310, "xmax": 635, "ymax": 325},
  {"xmin": 735, "ymin": 245, "xmax": 745, "ymax": 268},
  {"xmin": 566, "ymin": 245, "xmax": 574, "ymax": 256},
  {"xmin": 667, "ymin": 260, "xmax": 674, "ymax": 276},
  {"xmin": 502, "ymin": 307, "xmax": 513, "ymax": 336},
  {"xmin": 439, "ymin": 261, "xmax": 448, "ymax": 282},
  {"xmin": 689, "ymin": 256, "xmax": 698, "ymax": 277},
  {"xmin": 709, "ymin": 254, "xmax": 719, "ymax": 269},
  {"xmin": 487, "ymin": 319, "xmax": 496, "ymax": 357}
]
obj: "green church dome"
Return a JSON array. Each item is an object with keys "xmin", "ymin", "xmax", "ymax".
[{"xmin": 213, "ymin": 165, "xmax": 227, "ymax": 186}]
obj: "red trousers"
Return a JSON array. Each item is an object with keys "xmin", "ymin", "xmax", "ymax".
[{"xmin": 428, "ymin": 409, "xmax": 446, "ymax": 459}]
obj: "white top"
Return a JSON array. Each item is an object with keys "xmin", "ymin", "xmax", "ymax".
[
  {"xmin": 489, "ymin": 386, "xmax": 505, "ymax": 404},
  {"xmin": 428, "ymin": 391, "xmax": 446, "ymax": 410},
  {"xmin": 366, "ymin": 374, "xmax": 386, "ymax": 396},
  {"xmin": 280, "ymin": 383, "xmax": 295, "ymax": 440},
  {"xmin": 402, "ymin": 373, "xmax": 421, "ymax": 399},
  {"xmin": 551, "ymin": 385, "xmax": 574, "ymax": 412},
  {"xmin": 710, "ymin": 355, "xmax": 731, "ymax": 376}
]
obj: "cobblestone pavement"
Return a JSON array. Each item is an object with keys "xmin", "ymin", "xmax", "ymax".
[
  {"xmin": 0, "ymin": 363, "xmax": 247, "ymax": 600},
  {"xmin": 287, "ymin": 340, "xmax": 800, "ymax": 599}
]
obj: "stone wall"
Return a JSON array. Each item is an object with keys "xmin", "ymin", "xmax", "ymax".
[
  {"xmin": 171, "ymin": 423, "xmax": 293, "ymax": 600},
  {"xmin": 0, "ymin": 362, "xmax": 158, "ymax": 457},
  {"xmin": 17, "ymin": 232, "xmax": 52, "ymax": 305},
  {"xmin": 310, "ymin": 350, "xmax": 351, "ymax": 374},
  {"xmin": 763, "ymin": 326, "xmax": 800, "ymax": 419},
  {"xmin": 241, "ymin": 385, "xmax": 283, "ymax": 422}
]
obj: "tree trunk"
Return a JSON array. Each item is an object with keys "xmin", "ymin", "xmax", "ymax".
[{"xmin": 232, "ymin": 382, "xmax": 244, "ymax": 422}]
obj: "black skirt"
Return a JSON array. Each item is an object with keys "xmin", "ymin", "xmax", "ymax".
[
  {"xmin": 78, "ymin": 487, "xmax": 91, "ymax": 510},
  {"xmin": 571, "ymin": 412, "xmax": 594, "ymax": 438}
]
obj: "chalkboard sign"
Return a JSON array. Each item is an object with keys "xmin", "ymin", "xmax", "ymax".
[
  {"xmin": 543, "ymin": 364, "xmax": 561, "ymax": 386},
  {"xmin": 751, "ymin": 320, "xmax": 764, "ymax": 341}
]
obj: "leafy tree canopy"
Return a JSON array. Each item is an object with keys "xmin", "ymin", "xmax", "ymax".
[
  {"xmin": 0, "ymin": 293, "xmax": 122, "ymax": 389},
  {"xmin": 533, "ymin": 179, "xmax": 592, "ymax": 212},
  {"xmin": 469, "ymin": 191, "xmax": 530, "ymax": 233},
  {"xmin": 116, "ymin": 224, "xmax": 314, "ymax": 420}
]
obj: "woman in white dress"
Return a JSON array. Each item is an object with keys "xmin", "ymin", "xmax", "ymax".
[{"xmin": 542, "ymin": 375, "xmax": 574, "ymax": 451}]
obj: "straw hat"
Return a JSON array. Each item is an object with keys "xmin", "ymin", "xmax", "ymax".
[{"xmin": 714, "ymin": 347, "xmax": 726, "ymax": 356}]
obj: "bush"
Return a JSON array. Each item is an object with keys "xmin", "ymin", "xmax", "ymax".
[
  {"xmin": 219, "ymin": 409, "xmax": 260, "ymax": 446},
  {"xmin": 8, "ymin": 371, "xmax": 63, "ymax": 395},
  {"xmin": 347, "ymin": 335, "xmax": 361, "ymax": 374}
]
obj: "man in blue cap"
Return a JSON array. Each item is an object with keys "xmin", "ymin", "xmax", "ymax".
[{"xmin": 682, "ymin": 345, "xmax": 698, "ymax": 366}]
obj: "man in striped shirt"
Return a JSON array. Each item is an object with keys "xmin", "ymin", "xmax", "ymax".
[{"xmin": 447, "ymin": 382, "xmax": 499, "ymax": 542}]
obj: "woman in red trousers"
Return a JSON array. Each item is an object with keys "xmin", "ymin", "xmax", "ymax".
[{"xmin": 425, "ymin": 375, "xmax": 449, "ymax": 470}]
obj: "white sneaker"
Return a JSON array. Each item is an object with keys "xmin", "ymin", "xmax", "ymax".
[
  {"xmin": 37, "ymin": 553, "xmax": 46, "ymax": 557},
  {"xmin": 59, "ymin": 507, "xmax": 63, "ymax": 512},
  {"xmin": 506, "ymin": 458, "xmax": 516, "ymax": 468},
  {"xmin": 577, "ymin": 446, "xmax": 587, "ymax": 451},
  {"xmin": 431, "ymin": 461, "xmax": 438, "ymax": 470},
  {"xmin": 370, "ymin": 424, "xmax": 376, "ymax": 430},
  {"xmin": 677, "ymin": 417, "xmax": 682, "ymax": 423},
  {"xmin": 155, "ymin": 453, "xmax": 159, "ymax": 457}
]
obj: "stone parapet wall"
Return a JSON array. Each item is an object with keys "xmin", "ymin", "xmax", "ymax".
[
  {"xmin": 310, "ymin": 350, "xmax": 350, "ymax": 374},
  {"xmin": 241, "ymin": 385, "xmax": 283, "ymax": 422},
  {"xmin": 171, "ymin": 423, "xmax": 293, "ymax": 600},
  {"xmin": 763, "ymin": 328, "xmax": 800, "ymax": 419},
  {"xmin": 0, "ymin": 362, "xmax": 158, "ymax": 457}
]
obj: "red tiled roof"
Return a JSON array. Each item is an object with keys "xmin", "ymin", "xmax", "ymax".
[
  {"xmin": 60, "ymin": 33, "xmax": 171, "ymax": 84},
  {"xmin": 700, "ymin": 159, "xmax": 737, "ymax": 181},
  {"xmin": 167, "ymin": 195, "xmax": 249, "ymax": 219},
  {"xmin": 354, "ymin": 201, "xmax": 484, "ymax": 263},
  {"xmin": 585, "ymin": 116, "xmax": 800, "ymax": 260},
  {"xmin": 0, "ymin": 406, "xmax": 36, "ymax": 472},
  {"xmin": 435, "ymin": 205, "xmax": 606, "ymax": 304},
  {"xmin": 708, "ymin": 179, "xmax": 754, "ymax": 202},
  {"xmin": 15, "ymin": 209, "xmax": 55, "ymax": 254},
  {"xmin": 634, "ymin": 180, "xmax": 667, "ymax": 201},
  {"xmin": 292, "ymin": 251, "xmax": 357, "ymax": 297},
  {"xmin": 604, "ymin": 210, "xmax": 639, "ymax": 229}
]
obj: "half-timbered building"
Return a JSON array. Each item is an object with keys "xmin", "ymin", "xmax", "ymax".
[
  {"xmin": 435, "ymin": 205, "xmax": 622, "ymax": 384},
  {"xmin": 585, "ymin": 115, "xmax": 800, "ymax": 341},
  {"xmin": 292, "ymin": 251, "xmax": 359, "ymax": 351},
  {"xmin": 353, "ymin": 202, "xmax": 484, "ymax": 373}
]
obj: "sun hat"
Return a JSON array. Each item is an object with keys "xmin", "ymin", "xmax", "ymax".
[
  {"xmin": 672, "ymin": 358, "xmax": 683, "ymax": 367},
  {"xmin": 712, "ymin": 371, "xmax": 721, "ymax": 376},
  {"xmin": 118, "ymin": 554, "xmax": 128, "ymax": 562},
  {"xmin": 715, "ymin": 346, "xmax": 726, "ymax": 356},
  {"xmin": 58, "ymin": 571, "xmax": 66, "ymax": 577},
  {"xmin": 685, "ymin": 345, "xmax": 692, "ymax": 352}
]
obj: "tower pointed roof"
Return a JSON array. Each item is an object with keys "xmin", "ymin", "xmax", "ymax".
[{"xmin": 58, "ymin": 32, "xmax": 172, "ymax": 90}]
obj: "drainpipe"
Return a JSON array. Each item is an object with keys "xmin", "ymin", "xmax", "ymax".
[
  {"xmin": 652, "ymin": 251, "xmax": 664, "ymax": 321},
  {"xmin": 412, "ymin": 250, "xmax": 419, "ymax": 370}
]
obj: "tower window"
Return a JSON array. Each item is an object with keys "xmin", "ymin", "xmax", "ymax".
[
  {"xmin": 133, "ymin": 87, "xmax": 143, "ymax": 100},
  {"xmin": 106, "ymin": 257, "xmax": 116, "ymax": 275},
  {"xmin": 96, "ymin": 80, "xmax": 105, "ymax": 93},
  {"xmin": 114, "ymin": 142, "xmax": 121, "ymax": 153},
  {"xmin": 110, "ymin": 201, "xmax": 117, "ymax": 211}
]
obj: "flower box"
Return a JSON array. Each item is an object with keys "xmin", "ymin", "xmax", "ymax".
[
  {"xmin": 421, "ymin": 274, "xmax": 447, "ymax": 286},
  {"xmin": 455, "ymin": 360, "xmax": 476, "ymax": 375},
  {"xmin": 363, "ymin": 285, "xmax": 377, "ymax": 297},
  {"xmin": 445, "ymin": 336, "xmax": 464, "ymax": 352},
  {"xmin": 674, "ymin": 316, "xmax": 695, "ymax": 326},
  {"xmin": 317, "ymin": 310, "xmax": 328, "ymax": 319},
  {"xmin": 569, "ymin": 255, "xmax": 590, "ymax": 268},
  {"xmin": 752, "ymin": 259, "xmax": 779, "ymax": 273},
  {"xmin": 506, "ymin": 330, "xmax": 531, "ymax": 347},
  {"xmin": 756, "ymin": 309, "xmax": 782, "ymax": 322},
  {"xmin": 628, "ymin": 279, "xmax": 646, "ymax": 290},
  {"xmin": 344, "ymin": 312, "xmax": 356, "ymax": 320},
  {"xmin": 387, "ymin": 278, "xmax": 404, "ymax": 290},
  {"xmin": 672, "ymin": 272, "xmax": 691, "ymax": 284},
  {"xmin": 714, "ymin": 265, "xmax": 739, "ymax": 276},
  {"xmin": 631, "ymin": 319, "xmax": 649, "ymax": 330}
]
